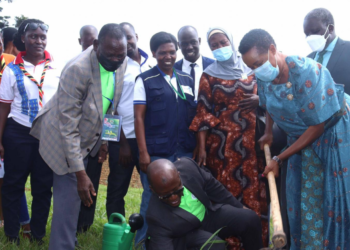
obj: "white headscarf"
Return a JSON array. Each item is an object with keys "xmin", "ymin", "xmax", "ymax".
[{"xmin": 204, "ymin": 27, "xmax": 252, "ymax": 80}]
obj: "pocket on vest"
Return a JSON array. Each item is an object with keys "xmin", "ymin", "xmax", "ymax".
[
  {"xmin": 155, "ymin": 137, "xmax": 168, "ymax": 155},
  {"xmin": 186, "ymin": 101, "xmax": 197, "ymax": 123},
  {"xmin": 146, "ymin": 137, "xmax": 168, "ymax": 156},
  {"xmin": 150, "ymin": 102, "xmax": 166, "ymax": 126}
]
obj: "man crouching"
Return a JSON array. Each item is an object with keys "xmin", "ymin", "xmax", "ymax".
[{"xmin": 146, "ymin": 157, "xmax": 263, "ymax": 250}]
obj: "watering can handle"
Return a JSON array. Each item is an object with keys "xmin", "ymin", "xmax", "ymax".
[{"xmin": 108, "ymin": 213, "xmax": 127, "ymax": 225}]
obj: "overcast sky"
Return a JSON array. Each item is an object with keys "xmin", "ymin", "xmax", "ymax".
[{"xmin": 2, "ymin": 0, "xmax": 350, "ymax": 68}]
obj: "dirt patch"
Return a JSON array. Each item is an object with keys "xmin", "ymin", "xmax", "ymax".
[{"xmin": 99, "ymin": 156, "xmax": 142, "ymax": 188}]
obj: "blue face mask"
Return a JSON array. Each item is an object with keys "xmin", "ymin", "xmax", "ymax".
[
  {"xmin": 254, "ymin": 50, "xmax": 279, "ymax": 82},
  {"xmin": 212, "ymin": 46, "xmax": 233, "ymax": 61}
]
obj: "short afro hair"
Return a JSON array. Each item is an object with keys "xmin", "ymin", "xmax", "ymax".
[
  {"xmin": 150, "ymin": 32, "xmax": 178, "ymax": 52},
  {"xmin": 13, "ymin": 19, "xmax": 45, "ymax": 52},
  {"xmin": 79, "ymin": 25, "xmax": 98, "ymax": 38},
  {"xmin": 305, "ymin": 8, "xmax": 334, "ymax": 26},
  {"xmin": 120, "ymin": 22, "xmax": 135, "ymax": 32},
  {"xmin": 177, "ymin": 25, "xmax": 198, "ymax": 39},
  {"xmin": 238, "ymin": 29, "xmax": 276, "ymax": 55},
  {"xmin": 1, "ymin": 27, "xmax": 17, "ymax": 50},
  {"xmin": 98, "ymin": 23, "xmax": 125, "ymax": 43}
]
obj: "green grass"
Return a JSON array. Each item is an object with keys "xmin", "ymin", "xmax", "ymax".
[{"xmin": 0, "ymin": 181, "xmax": 143, "ymax": 250}]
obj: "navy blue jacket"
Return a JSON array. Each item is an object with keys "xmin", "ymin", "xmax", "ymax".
[
  {"xmin": 308, "ymin": 38, "xmax": 350, "ymax": 94},
  {"xmin": 137, "ymin": 67, "xmax": 197, "ymax": 157},
  {"xmin": 173, "ymin": 56, "xmax": 215, "ymax": 72}
]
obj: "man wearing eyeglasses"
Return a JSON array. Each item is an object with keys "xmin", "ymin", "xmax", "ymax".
[
  {"xmin": 145, "ymin": 157, "xmax": 263, "ymax": 250},
  {"xmin": 174, "ymin": 26, "xmax": 214, "ymax": 101}
]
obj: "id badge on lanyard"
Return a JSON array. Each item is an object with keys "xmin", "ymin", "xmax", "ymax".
[{"xmin": 101, "ymin": 72, "xmax": 123, "ymax": 142}]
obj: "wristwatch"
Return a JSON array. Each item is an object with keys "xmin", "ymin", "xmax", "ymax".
[{"xmin": 272, "ymin": 156, "xmax": 283, "ymax": 166}]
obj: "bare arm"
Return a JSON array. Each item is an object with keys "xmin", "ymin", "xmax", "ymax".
[
  {"xmin": 196, "ymin": 130, "xmax": 208, "ymax": 166},
  {"xmin": 263, "ymin": 122, "xmax": 324, "ymax": 177},
  {"xmin": 279, "ymin": 123, "xmax": 324, "ymax": 161},
  {"xmin": 134, "ymin": 104, "xmax": 150, "ymax": 173}
]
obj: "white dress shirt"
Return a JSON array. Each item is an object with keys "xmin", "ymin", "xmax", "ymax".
[
  {"xmin": 182, "ymin": 55, "xmax": 203, "ymax": 101},
  {"xmin": 117, "ymin": 51, "xmax": 149, "ymax": 139}
]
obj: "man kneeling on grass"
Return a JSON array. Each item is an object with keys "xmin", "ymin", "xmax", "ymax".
[{"xmin": 145, "ymin": 157, "xmax": 263, "ymax": 250}]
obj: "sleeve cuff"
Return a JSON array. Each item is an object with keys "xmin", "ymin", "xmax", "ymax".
[
  {"xmin": 134, "ymin": 100, "xmax": 146, "ymax": 105},
  {"xmin": 0, "ymin": 98, "xmax": 13, "ymax": 103}
]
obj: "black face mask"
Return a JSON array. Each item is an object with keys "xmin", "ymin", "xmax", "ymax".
[{"xmin": 98, "ymin": 53, "xmax": 122, "ymax": 72}]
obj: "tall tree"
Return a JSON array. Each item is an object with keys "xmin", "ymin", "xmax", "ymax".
[
  {"xmin": 14, "ymin": 15, "xmax": 28, "ymax": 28},
  {"xmin": 0, "ymin": 0, "xmax": 13, "ymax": 29}
]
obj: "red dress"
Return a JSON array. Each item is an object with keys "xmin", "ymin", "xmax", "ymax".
[{"xmin": 190, "ymin": 73, "xmax": 268, "ymax": 249}]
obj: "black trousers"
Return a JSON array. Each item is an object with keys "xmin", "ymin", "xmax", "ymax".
[
  {"xmin": 77, "ymin": 138, "xmax": 140, "ymax": 231},
  {"xmin": 185, "ymin": 205, "xmax": 263, "ymax": 250},
  {"xmin": 2, "ymin": 118, "xmax": 53, "ymax": 240},
  {"xmin": 77, "ymin": 153, "xmax": 102, "ymax": 233},
  {"xmin": 106, "ymin": 139, "xmax": 139, "ymax": 219}
]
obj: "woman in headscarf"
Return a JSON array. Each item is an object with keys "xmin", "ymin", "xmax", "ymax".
[{"xmin": 190, "ymin": 27, "xmax": 268, "ymax": 249}]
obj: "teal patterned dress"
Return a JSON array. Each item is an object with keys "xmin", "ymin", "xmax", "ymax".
[{"xmin": 258, "ymin": 56, "xmax": 350, "ymax": 250}]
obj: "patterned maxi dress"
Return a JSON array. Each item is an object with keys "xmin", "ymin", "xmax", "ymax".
[
  {"xmin": 258, "ymin": 56, "xmax": 350, "ymax": 250},
  {"xmin": 189, "ymin": 73, "xmax": 268, "ymax": 249}
]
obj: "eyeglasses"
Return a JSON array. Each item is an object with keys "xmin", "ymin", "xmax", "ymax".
[
  {"xmin": 158, "ymin": 186, "xmax": 184, "ymax": 200},
  {"xmin": 24, "ymin": 23, "xmax": 49, "ymax": 33}
]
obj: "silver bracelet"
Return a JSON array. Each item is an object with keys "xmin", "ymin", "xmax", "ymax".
[{"xmin": 272, "ymin": 156, "xmax": 283, "ymax": 166}]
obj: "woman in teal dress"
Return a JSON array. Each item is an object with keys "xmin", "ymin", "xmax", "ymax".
[{"xmin": 238, "ymin": 29, "xmax": 350, "ymax": 250}]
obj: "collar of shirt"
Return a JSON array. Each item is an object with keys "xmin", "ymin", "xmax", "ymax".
[
  {"xmin": 156, "ymin": 65, "xmax": 175, "ymax": 79},
  {"xmin": 138, "ymin": 48, "xmax": 149, "ymax": 67},
  {"xmin": 182, "ymin": 54, "xmax": 203, "ymax": 70},
  {"xmin": 13, "ymin": 50, "xmax": 53, "ymax": 65},
  {"xmin": 325, "ymin": 36, "xmax": 339, "ymax": 52}
]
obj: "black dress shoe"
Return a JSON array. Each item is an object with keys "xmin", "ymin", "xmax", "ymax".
[
  {"xmin": 6, "ymin": 236, "xmax": 20, "ymax": 246},
  {"xmin": 30, "ymin": 235, "xmax": 44, "ymax": 246}
]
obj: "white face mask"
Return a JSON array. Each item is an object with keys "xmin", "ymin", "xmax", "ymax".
[{"xmin": 306, "ymin": 25, "xmax": 331, "ymax": 52}]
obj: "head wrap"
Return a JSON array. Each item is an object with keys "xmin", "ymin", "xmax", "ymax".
[{"xmin": 204, "ymin": 27, "xmax": 252, "ymax": 80}]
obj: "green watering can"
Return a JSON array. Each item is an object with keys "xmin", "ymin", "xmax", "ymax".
[{"xmin": 102, "ymin": 213, "xmax": 144, "ymax": 250}]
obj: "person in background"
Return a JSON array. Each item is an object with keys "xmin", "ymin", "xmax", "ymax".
[
  {"xmin": 174, "ymin": 26, "xmax": 214, "ymax": 100},
  {"xmin": 239, "ymin": 28, "xmax": 350, "ymax": 250},
  {"xmin": 304, "ymin": 8, "xmax": 350, "ymax": 94},
  {"xmin": 78, "ymin": 25, "xmax": 98, "ymax": 52},
  {"xmin": 190, "ymin": 27, "xmax": 267, "ymax": 249},
  {"xmin": 30, "ymin": 24, "xmax": 127, "ymax": 250},
  {"xmin": 105, "ymin": 22, "xmax": 149, "ymax": 219},
  {"xmin": 146, "ymin": 158, "xmax": 263, "ymax": 250},
  {"xmin": 133, "ymin": 31, "xmax": 197, "ymax": 247},
  {"xmin": 0, "ymin": 36, "xmax": 32, "ymax": 238},
  {"xmin": 0, "ymin": 19, "xmax": 59, "ymax": 245},
  {"xmin": 1, "ymin": 27, "xmax": 19, "ymax": 56}
]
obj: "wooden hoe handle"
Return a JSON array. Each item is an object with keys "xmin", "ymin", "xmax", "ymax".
[{"xmin": 264, "ymin": 144, "xmax": 287, "ymax": 249}]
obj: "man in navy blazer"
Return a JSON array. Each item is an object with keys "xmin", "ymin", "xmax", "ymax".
[
  {"xmin": 304, "ymin": 8, "xmax": 350, "ymax": 94},
  {"xmin": 174, "ymin": 26, "xmax": 214, "ymax": 100}
]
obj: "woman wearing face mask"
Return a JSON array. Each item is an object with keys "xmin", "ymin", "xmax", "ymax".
[
  {"xmin": 133, "ymin": 32, "xmax": 197, "ymax": 247},
  {"xmin": 190, "ymin": 27, "xmax": 268, "ymax": 249},
  {"xmin": 239, "ymin": 28, "xmax": 350, "ymax": 250},
  {"xmin": 0, "ymin": 19, "xmax": 59, "ymax": 244}
]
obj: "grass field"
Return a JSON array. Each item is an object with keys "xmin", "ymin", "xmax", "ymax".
[{"xmin": 0, "ymin": 181, "xmax": 143, "ymax": 250}]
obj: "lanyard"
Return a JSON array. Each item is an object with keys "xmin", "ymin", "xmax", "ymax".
[
  {"xmin": 166, "ymin": 69, "xmax": 187, "ymax": 101},
  {"xmin": 102, "ymin": 72, "xmax": 116, "ymax": 115},
  {"xmin": 0, "ymin": 56, "xmax": 6, "ymax": 80},
  {"xmin": 18, "ymin": 59, "xmax": 50, "ymax": 108}
]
